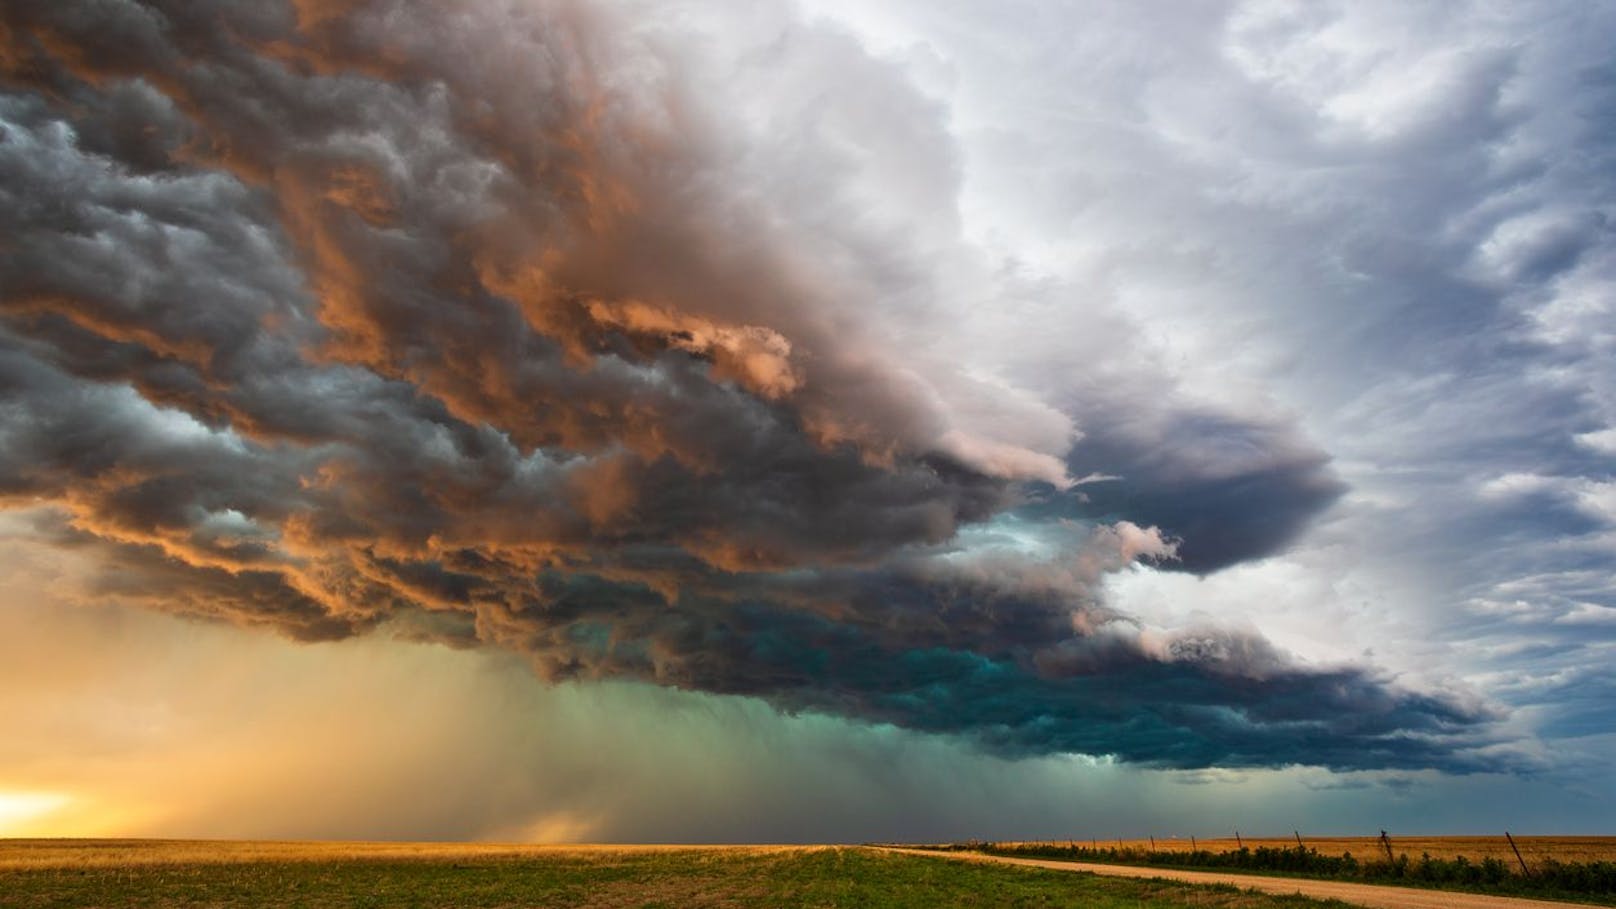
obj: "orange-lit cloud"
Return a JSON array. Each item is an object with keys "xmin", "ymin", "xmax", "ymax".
[{"xmin": 0, "ymin": 0, "xmax": 1502, "ymax": 779}]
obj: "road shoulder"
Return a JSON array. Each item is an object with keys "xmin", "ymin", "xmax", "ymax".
[{"xmin": 873, "ymin": 847, "xmax": 1605, "ymax": 909}]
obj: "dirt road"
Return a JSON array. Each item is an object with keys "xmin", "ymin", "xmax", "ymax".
[{"xmin": 878, "ymin": 847, "xmax": 1606, "ymax": 909}]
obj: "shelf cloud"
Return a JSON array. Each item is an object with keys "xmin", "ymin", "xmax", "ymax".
[{"xmin": 0, "ymin": 0, "xmax": 1518, "ymax": 773}]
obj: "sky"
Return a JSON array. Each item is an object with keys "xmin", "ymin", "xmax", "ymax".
[{"xmin": 0, "ymin": 0, "xmax": 1613, "ymax": 842}]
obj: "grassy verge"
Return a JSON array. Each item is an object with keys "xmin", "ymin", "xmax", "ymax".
[
  {"xmin": 0, "ymin": 842, "xmax": 1360, "ymax": 909},
  {"xmin": 933, "ymin": 842, "xmax": 1616, "ymax": 906}
]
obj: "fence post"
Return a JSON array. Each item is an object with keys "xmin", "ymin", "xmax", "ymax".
[{"xmin": 1505, "ymin": 831, "xmax": 1531, "ymax": 877}]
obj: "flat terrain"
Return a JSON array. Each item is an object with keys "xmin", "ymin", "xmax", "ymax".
[
  {"xmin": 888, "ymin": 847, "xmax": 1610, "ymax": 909},
  {"xmin": 1001, "ymin": 837, "xmax": 1616, "ymax": 866},
  {"xmin": 0, "ymin": 839, "xmax": 1359, "ymax": 909}
]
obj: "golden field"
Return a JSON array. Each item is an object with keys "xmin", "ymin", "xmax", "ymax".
[{"xmin": 0, "ymin": 838, "xmax": 738, "ymax": 870}]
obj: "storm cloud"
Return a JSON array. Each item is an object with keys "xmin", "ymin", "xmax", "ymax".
[{"xmin": 0, "ymin": 0, "xmax": 1505, "ymax": 771}]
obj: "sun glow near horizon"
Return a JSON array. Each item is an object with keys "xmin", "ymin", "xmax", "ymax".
[{"xmin": 0, "ymin": 790, "xmax": 73, "ymax": 836}]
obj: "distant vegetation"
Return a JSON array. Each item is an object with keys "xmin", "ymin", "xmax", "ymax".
[{"xmin": 942, "ymin": 840, "xmax": 1616, "ymax": 905}]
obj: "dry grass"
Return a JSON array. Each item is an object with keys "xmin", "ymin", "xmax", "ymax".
[
  {"xmin": 1003, "ymin": 835, "xmax": 1616, "ymax": 865},
  {"xmin": 0, "ymin": 838, "xmax": 790, "ymax": 870},
  {"xmin": 0, "ymin": 840, "xmax": 1359, "ymax": 908}
]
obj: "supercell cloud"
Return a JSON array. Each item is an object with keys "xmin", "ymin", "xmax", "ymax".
[{"xmin": 0, "ymin": 0, "xmax": 1510, "ymax": 771}]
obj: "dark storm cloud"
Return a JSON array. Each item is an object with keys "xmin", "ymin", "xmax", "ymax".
[
  {"xmin": 0, "ymin": 0, "xmax": 1499, "ymax": 770},
  {"xmin": 656, "ymin": 603, "xmax": 1501, "ymax": 772},
  {"xmin": 448, "ymin": 547, "xmax": 1505, "ymax": 771},
  {"xmin": 1045, "ymin": 407, "xmax": 1346, "ymax": 574}
]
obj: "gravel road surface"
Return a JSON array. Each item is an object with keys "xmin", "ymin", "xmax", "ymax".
[{"xmin": 878, "ymin": 847, "xmax": 1605, "ymax": 909}]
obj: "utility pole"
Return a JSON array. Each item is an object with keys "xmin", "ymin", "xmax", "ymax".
[{"xmin": 1505, "ymin": 831, "xmax": 1531, "ymax": 877}]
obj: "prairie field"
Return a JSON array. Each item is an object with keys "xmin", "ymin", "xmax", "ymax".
[
  {"xmin": 1005, "ymin": 835, "xmax": 1616, "ymax": 865},
  {"xmin": 0, "ymin": 839, "xmax": 1357, "ymax": 909}
]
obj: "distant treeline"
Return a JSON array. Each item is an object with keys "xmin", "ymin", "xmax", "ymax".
[{"xmin": 948, "ymin": 842, "xmax": 1616, "ymax": 902}]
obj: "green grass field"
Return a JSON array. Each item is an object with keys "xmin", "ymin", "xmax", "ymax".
[{"xmin": 0, "ymin": 841, "xmax": 1358, "ymax": 909}]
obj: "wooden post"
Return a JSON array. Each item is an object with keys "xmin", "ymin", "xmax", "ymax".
[
  {"xmin": 1190, "ymin": 835, "xmax": 1197, "ymax": 851},
  {"xmin": 1235, "ymin": 831, "xmax": 1243, "ymax": 849},
  {"xmin": 1505, "ymin": 831, "xmax": 1531, "ymax": 877},
  {"xmin": 1294, "ymin": 830, "xmax": 1305, "ymax": 850},
  {"xmin": 1379, "ymin": 830, "xmax": 1395, "ymax": 864},
  {"xmin": 1149, "ymin": 836, "xmax": 1156, "ymax": 851}
]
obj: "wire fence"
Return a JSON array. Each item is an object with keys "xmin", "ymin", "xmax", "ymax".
[{"xmin": 914, "ymin": 832, "xmax": 1616, "ymax": 901}]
